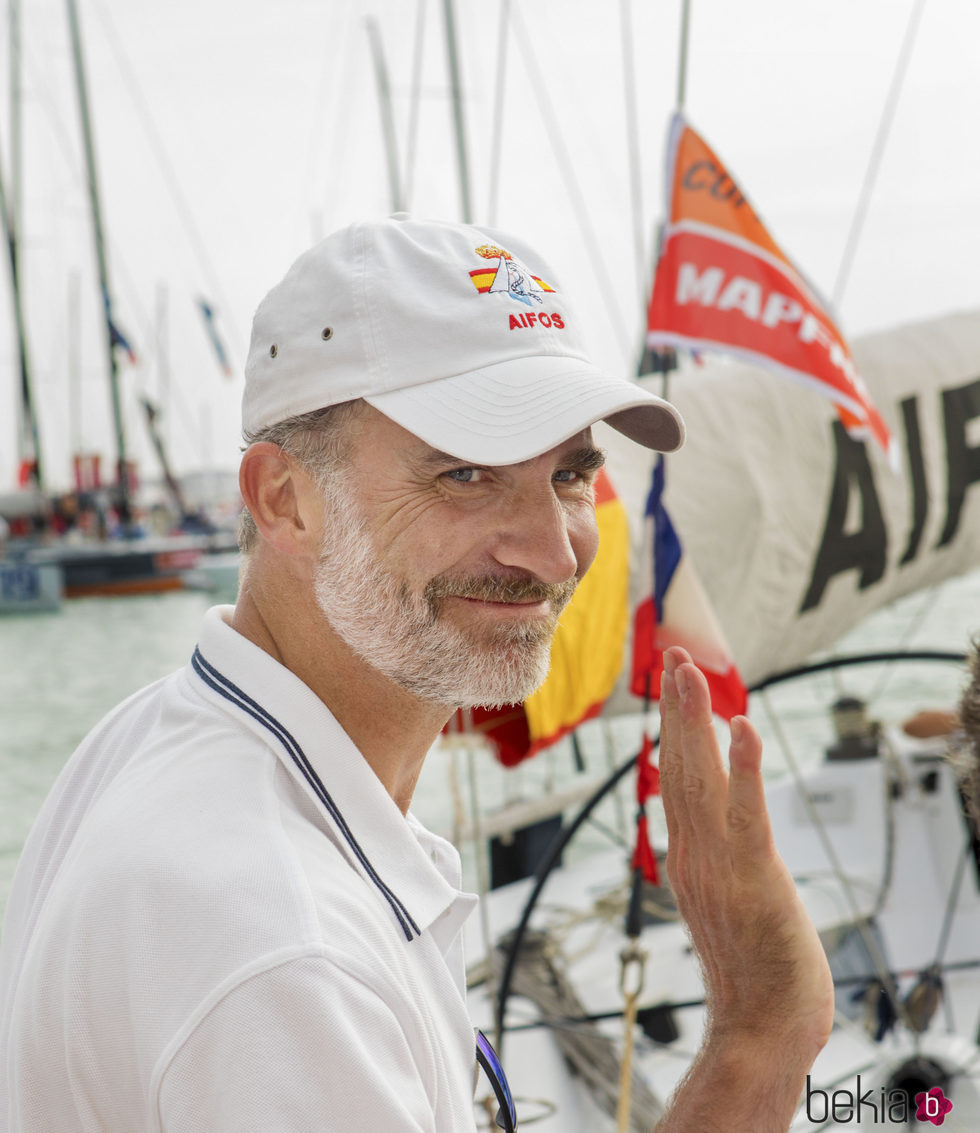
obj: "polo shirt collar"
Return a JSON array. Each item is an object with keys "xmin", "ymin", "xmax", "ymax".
[{"xmin": 189, "ymin": 606, "xmax": 476, "ymax": 944}]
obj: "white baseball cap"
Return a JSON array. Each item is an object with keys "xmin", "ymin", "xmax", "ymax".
[{"xmin": 243, "ymin": 215, "xmax": 684, "ymax": 463}]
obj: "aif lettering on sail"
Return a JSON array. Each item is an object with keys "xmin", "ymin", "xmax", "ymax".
[{"xmin": 801, "ymin": 374, "xmax": 980, "ymax": 612}]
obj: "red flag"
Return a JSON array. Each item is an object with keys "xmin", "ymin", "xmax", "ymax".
[
  {"xmin": 631, "ymin": 731, "xmax": 661, "ymax": 885},
  {"xmin": 647, "ymin": 112, "xmax": 897, "ymax": 469}
]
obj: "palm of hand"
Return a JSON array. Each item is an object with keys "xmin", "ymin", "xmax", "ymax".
[{"xmin": 659, "ymin": 648, "xmax": 835, "ymax": 1062}]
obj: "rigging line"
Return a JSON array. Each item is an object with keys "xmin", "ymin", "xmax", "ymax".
[
  {"xmin": 931, "ymin": 839, "xmax": 971, "ymax": 1010},
  {"xmin": 758, "ymin": 688, "xmax": 915, "ymax": 1033},
  {"xmin": 321, "ymin": 16, "xmax": 361, "ymax": 231},
  {"xmin": 65, "ymin": 191, "xmax": 209, "ymax": 461},
  {"xmin": 600, "ymin": 717, "xmax": 631, "ymax": 845},
  {"xmin": 831, "ymin": 0, "xmax": 927, "ymax": 311},
  {"xmin": 580, "ymin": 813, "xmax": 631, "ymax": 851},
  {"xmin": 502, "ymin": 958, "xmax": 980, "ymax": 1035},
  {"xmin": 127, "ymin": 317, "xmax": 209, "ymax": 471},
  {"xmin": 486, "ymin": 0, "xmax": 510, "ymax": 228},
  {"xmin": 15, "ymin": 35, "xmax": 88, "ymax": 194},
  {"xmin": 403, "ymin": 0, "xmax": 428, "ymax": 212},
  {"xmin": 509, "ymin": 4, "xmax": 631, "ymax": 351},
  {"xmin": 871, "ymin": 737, "xmax": 898, "ymax": 918},
  {"xmin": 866, "ymin": 583, "xmax": 948, "ymax": 705},
  {"xmin": 70, "ymin": 272, "xmax": 211, "ymax": 487},
  {"xmin": 41, "ymin": 116, "xmax": 208, "ymax": 464},
  {"xmin": 618, "ymin": 0, "xmax": 645, "ymax": 302},
  {"xmin": 90, "ymin": 0, "xmax": 247, "ymax": 361},
  {"xmin": 302, "ymin": 0, "xmax": 352, "ymax": 241}
]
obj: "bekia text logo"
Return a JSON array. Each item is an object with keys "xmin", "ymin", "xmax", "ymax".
[{"xmin": 805, "ymin": 1076, "xmax": 953, "ymax": 1125}]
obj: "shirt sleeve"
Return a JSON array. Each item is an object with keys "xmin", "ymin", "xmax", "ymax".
[{"xmin": 156, "ymin": 952, "xmax": 447, "ymax": 1132}]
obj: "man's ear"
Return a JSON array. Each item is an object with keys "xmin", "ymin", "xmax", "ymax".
[{"xmin": 239, "ymin": 443, "xmax": 318, "ymax": 557}]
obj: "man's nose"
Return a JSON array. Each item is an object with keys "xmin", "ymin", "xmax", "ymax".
[{"xmin": 488, "ymin": 485, "xmax": 580, "ymax": 585}]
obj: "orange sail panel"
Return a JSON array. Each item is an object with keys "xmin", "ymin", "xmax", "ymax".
[{"xmin": 647, "ymin": 112, "xmax": 896, "ymax": 467}]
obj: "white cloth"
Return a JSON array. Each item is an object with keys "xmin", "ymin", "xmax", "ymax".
[{"xmin": 0, "ymin": 606, "xmax": 479, "ymax": 1132}]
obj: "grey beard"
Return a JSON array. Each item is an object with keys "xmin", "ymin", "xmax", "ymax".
[{"xmin": 313, "ymin": 481, "xmax": 576, "ymax": 709}]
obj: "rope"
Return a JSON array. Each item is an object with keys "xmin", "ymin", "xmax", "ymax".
[
  {"xmin": 831, "ymin": 0, "xmax": 928, "ymax": 309},
  {"xmin": 618, "ymin": 0, "xmax": 646, "ymax": 301},
  {"xmin": 493, "ymin": 748, "xmax": 642, "ymax": 1053},
  {"xmin": 486, "ymin": 0, "xmax": 511, "ymax": 227},
  {"xmin": 870, "ymin": 731, "xmax": 900, "ymax": 918},
  {"xmin": 501, "ymin": 931, "xmax": 663, "ymax": 1131},
  {"xmin": 616, "ymin": 944, "xmax": 647, "ymax": 1132},
  {"xmin": 759, "ymin": 688, "xmax": 914, "ymax": 1032},
  {"xmin": 866, "ymin": 584, "xmax": 948, "ymax": 704},
  {"xmin": 91, "ymin": 0, "xmax": 247, "ymax": 359},
  {"xmin": 508, "ymin": 5, "xmax": 632, "ymax": 350},
  {"xmin": 931, "ymin": 840, "xmax": 972, "ymax": 1034}
]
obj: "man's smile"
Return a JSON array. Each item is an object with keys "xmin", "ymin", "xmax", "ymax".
[{"xmin": 451, "ymin": 595, "xmax": 551, "ymax": 614}]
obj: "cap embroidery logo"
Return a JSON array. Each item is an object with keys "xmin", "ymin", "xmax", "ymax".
[{"xmin": 469, "ymin": 244, "xmax": 556, "ymax": 307}]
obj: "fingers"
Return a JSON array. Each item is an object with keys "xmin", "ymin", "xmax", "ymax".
[
  {"xmin": 658, "ymin": 650, "xmax": 693, "ymax": 850},
  {"xmin": 726, "ymin": 715, "xmax": 775, "ymax": 867},
  {"xmin": 660, "ymin": 654, "xmax": 774, "ymax": 876},
  {"xmin": 659, "ymin": 648, "xmax": 729, "ymax": 859},
  {"xmin": 659, "ymin": 668, "xmax": 682, "ymax": 852}
]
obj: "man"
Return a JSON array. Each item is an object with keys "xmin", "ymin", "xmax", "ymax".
[
  {"xmin": 958, "ymin": 640, "xmax": 980, "ymax": 824},
  {"xmin": 0, "ymin": 216, "xmax": 832, "ymax": 1131}
]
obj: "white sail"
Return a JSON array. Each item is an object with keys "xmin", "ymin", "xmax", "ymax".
[{"xmin": 601, "ymin": 308, "xmax": 980, "ymax": 688}]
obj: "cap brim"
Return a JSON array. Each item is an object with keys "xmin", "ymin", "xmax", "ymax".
[{"xmin": 364, "ymin": 355, "xmax": 685, "ymax": 465}]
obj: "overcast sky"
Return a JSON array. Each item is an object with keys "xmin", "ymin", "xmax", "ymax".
[{"xmin": 2, "ymin": 0, "xmax": 978, "ymax": 492}]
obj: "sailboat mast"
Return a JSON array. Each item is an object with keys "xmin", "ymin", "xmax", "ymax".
[
  {"xmin": 676, "ymin": 0, "xmax": 691, "ymax": 111},
  {"xmin": 65, "ymin": 0, "xmax": 132, "ymax": 525},
  {"xmin": 9, "ymin": 0, "xmax": 22, "ymax": 231},
  {"xmin": 0, "ymin": 157, "xmax": 42, "ymax": 490},
  {"xmin": 643, "ymin": 0, "xmax": 693, "ymax": 385},
  {"xmin": 441, "ymin": 0, "xmax": 473, "ymax": 223},
  {"xmin": 366, "ymin": 18, "xmax": 404, "ymax": 213},
  {"xmin": 3, "ymin": 0, "xmax": 43, "ymax": 492}
]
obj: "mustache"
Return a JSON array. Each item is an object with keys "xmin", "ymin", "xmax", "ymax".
[{"xmin": 424, "ymin": 573, "xmax": 578, "ymax": 610}]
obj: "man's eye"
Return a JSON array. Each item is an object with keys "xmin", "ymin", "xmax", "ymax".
[
  {"xmin": 553, "ymin": 469, "xmax": 582, "ymax": 483},
  {"xmin": 445, "ymin": 468, "xmax": 483, "ymax": 483}
]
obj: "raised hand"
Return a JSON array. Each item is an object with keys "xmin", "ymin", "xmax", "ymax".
[{"xmin": 654, "ymin": 646, "xmax": 834, "ymax": 1131}]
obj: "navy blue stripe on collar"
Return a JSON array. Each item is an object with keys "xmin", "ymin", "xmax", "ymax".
[{"xmin": 191, "ymin": 647, "xmax": 420, "ymax": 942}]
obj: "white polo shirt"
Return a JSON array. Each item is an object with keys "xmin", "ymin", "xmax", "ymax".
[{"xmin": 0, "ymin": 606, "xmax": 480, "ymax": 1132}]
